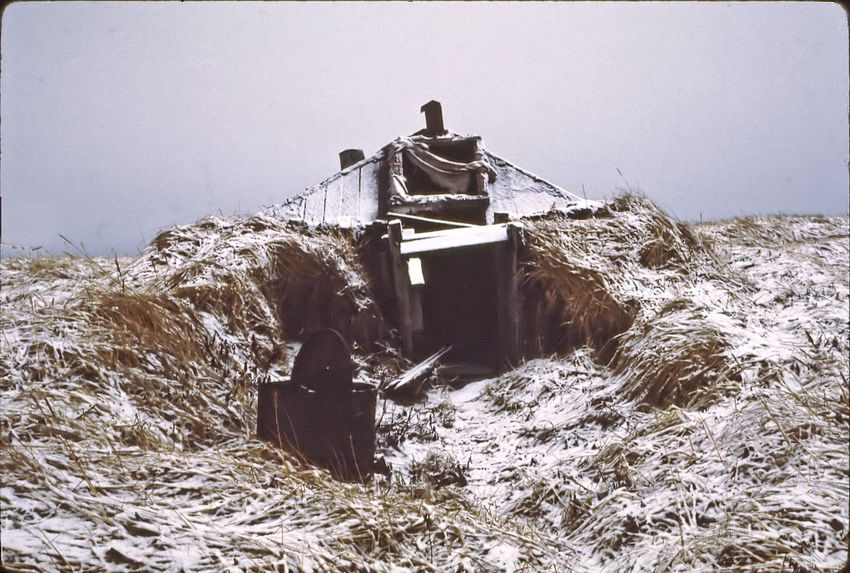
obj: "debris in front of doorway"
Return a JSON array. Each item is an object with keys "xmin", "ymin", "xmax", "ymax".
[{"xmin": 382, "ymin": 345, "xmax": 452, "ymax": 399}]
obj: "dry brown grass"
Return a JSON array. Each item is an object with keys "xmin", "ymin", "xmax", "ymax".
[
  {"xmin": 613, "ymin": 300, "xmax": 740, "ymax": 409},
  {"xmin": 87, "ymin": 290, "xmax": 208, "ymax": 369},
  {"xmin": 259, "ymin": 232, "xmax": 388, "ymax": 349},
  {"xmin": 518, "ymin": 194, "xmax": 750, "ymax": 411},
  {"xmin": 519, "ymin": 194, "xmax": 706, "ymax": 364},
  {"xmin": 519, "ymin": 235, "xmax": 637, "ymax": 363},
  {"xmin": 144, "ymin": 215, "xmax": 389, "ymax": 350},
  {"xmin": 4, "ymin": 203, "xmax": 845, "ymax": 571},
  {"xmin": 2, "ymin": 213, "xmax": 577, "ymax": 571}
]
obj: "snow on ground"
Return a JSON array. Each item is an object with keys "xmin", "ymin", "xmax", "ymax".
[
  {"xmin": 1, "ymin": 209, "xmax": 847, "ymax": 572},
  {"xmin": 383, "ymin": 214, "xmax": 849, "ymax": 571},
  {"xmin": 1, "ymin": 216, "xmax": 569, "ymax": 571}
]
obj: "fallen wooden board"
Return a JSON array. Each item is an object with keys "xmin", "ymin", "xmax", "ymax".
[{"xmin": 383, "ymin": 346, "xmax": 452, "ymax": 394}]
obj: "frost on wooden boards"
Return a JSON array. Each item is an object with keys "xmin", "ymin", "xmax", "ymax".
[{"xmin": 2, "ymin": 196, "xmax": 848, "ymax": 572}]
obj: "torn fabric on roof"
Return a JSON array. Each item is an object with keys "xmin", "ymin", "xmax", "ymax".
[{"xmin": 388, "ymin": 137, "xmax": 497, "ymax": 193}]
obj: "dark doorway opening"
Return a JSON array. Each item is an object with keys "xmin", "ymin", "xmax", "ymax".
[{"xmin": 414, "ymin": 244, "xmax": 500, "ymax": 372}]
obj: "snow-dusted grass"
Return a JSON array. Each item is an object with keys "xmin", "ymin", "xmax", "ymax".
[
  {"xmin": 390, "ymin": 208, "xmax": 849, "ymax": 571},
  {"xmin": 2, "ymin": 203, "xmax": 847, "ymax": 571},
  {"xmin": 1, "ymin": 215, "xmax": 567, "ymax": 571}
]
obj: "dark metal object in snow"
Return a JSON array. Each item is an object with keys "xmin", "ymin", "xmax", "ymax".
[
  {"xmin": 290, "ymin": 329, "xmax": 353, "ymax": 394},
  {"xmin": 256, "ymin": 329, "xmax": 378, "ymax": 481}
]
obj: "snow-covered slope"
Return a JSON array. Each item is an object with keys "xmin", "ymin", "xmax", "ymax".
[
  {"xmin": 2, "ymin": 202, "xmax": 847, "ymax": 571},
  {"xmin": 389, "ymin": 210, "xmax": 849, "ymax": 571}
]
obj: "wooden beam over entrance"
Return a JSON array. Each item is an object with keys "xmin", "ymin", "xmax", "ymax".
[{"xmin": 386, "ymin": 212, "xmax": 478, "ymax": 229}]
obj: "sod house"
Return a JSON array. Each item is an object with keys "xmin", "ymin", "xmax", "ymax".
[{"xmin": 273, "ymin": 102, "xmax": 589, "ymax": 376}]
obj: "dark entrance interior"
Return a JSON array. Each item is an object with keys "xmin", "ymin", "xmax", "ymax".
[{"xmin": 414, "ymin": 244, "xmax": 499, "ymax": 372}]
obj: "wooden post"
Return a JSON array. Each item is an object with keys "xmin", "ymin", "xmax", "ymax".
[
  {"xmin": 494, "ymin": 224, "xmax": 521, "ymax": 370},
  {"xmin": 386, "ymin": 220, "xmax": 414, "ymax": 356}
]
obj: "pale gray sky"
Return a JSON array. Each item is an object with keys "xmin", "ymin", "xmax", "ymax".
[{"xmin": 2, "ymin": 2, "xmax": 848, "ymax": 256}]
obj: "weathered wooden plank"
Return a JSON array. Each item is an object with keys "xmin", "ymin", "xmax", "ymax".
[
  {"xmin": 387, "ymin": 220, "xmax": 413, "ymax": 355},
  {"xmin": 494, "ymin": 224, "xmax": 521, "ymax": 369},
  {"xmin": 383, "ymin": 345, "xmax": 452, "ymax": 394},
  {"xmin": 386, "ymin": 211, "xmax": 478, "ymax": 229},
  {"xmin": 400, "ymin": 224, "xmax": 509, "ymax": 255}
]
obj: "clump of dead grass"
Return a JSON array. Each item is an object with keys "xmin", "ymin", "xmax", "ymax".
[
  {"xmin": 609, "ymin": 194, "xmax": 701, "ymax": 270},
  {"xmin": 519, "ymin": 193, "xmax": 708, "ymax": 363},
  {"xmin": 259, "ymin": 230, "xmax": 388, "ymax": 349},
  {"xmin": 519, "ymin": 248, "xmax": 637, "ymax": 363},
  {"xmin": 142, "ymin": 214, "xmax": 389, "ymax": 351},
  {"xmin": 86, "ymin": 290, "xmax": 208, "ymax": 369},
  {"xmin": 613, "ymin": 300, "xmax": 741, "ymax": 409}
]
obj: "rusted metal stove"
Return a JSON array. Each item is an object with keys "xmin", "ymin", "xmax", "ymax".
[{"xmin": 257, "ymin": 329, "xmax": 378, "ymax": 481}]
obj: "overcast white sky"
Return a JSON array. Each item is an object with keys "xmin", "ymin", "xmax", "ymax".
[{"xmin": 2, "ymin": 2, "xmax": 848, "ymax": 256}]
